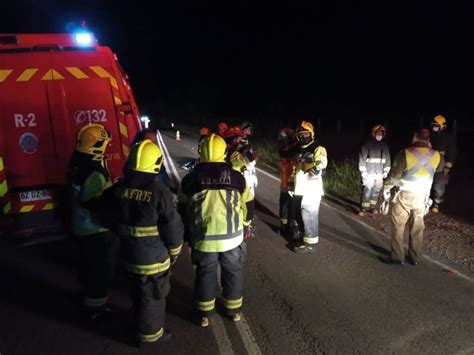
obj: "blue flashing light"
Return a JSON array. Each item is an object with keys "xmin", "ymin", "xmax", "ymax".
[{"xmin": 74, "ymin": 33, "xmax": 92, "ymax": 45}]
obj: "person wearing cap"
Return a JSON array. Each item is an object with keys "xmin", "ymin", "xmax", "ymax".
[{"xmin": 382, "ymin": 129, "xmax": 440, "ymax": 265}]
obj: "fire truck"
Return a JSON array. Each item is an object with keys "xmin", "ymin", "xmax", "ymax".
[{"xmin": 0, "ymin": 33, "xmax": 142, "ymax": 241}]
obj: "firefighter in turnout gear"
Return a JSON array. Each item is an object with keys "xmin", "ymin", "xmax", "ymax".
[
  {"xmin": 238, "ymin": 121, "xmax": 258, "ymax": 238},
  {"xmin": 178, "ymin": 134, "xmax": 252, "ymax": 327},
  {"xmin": 224, "ymin": 127, "xmax": 255, "ymax": 238},
  {"xmin": 429, "ymin": 115, "xmax": 457, "ymax": 213},
  {"xmin": 290, "ymin": 121, "xmax": 328, "ymax": 254},
  {"xmin": 278, "ymin": 128, "xmax": 297, "ymax": 235},
  {"xmin": 382, "ymin": 129, "xmax": 440, "ymax": 265},
  {"xmin": 358, "ymin": 124, "xmax": 391, "ymax": 216},
  {"xmin": 112, "ymin": 140, "xmax": 183, "ymax": 345},
  {"xmin": 66, "ymin": 124, "xmax": 119, "ymax": 320}
]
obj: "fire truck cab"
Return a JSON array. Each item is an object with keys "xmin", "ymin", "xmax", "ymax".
[{"xmin": 0, "ymin": 33, "xmax": 142, "ymax": 240}]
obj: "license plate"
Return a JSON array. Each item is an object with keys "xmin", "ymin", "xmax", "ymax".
[{"xmin": 19, "ymin": 190, "xmax": 52, "ymax": 202}]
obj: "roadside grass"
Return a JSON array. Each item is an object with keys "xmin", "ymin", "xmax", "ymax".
[
  {"xmin": 323, "ymin": 159, "xmax": 361, "ymax": 198},
  {"xmin": 254, "ymin": 140, "xmax": 361, "ymax": 198},
  {"xmin": 254, "ymin": 140, "xmax": 279, "ymax": 172}
]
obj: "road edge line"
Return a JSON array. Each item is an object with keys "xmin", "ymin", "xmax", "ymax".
[{"xmin": 256, "ymin": 167, "xmax": 473, "ymax": 283}]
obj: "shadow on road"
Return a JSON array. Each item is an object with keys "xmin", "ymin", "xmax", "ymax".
[{"xmin": 0, "ymin": 239, "xmax": 195, "ymax": 349}]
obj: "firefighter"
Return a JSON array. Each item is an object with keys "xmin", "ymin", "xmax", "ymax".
[
  {"xmin": 66, "ymin": 124, "xmax": 119, "ymax": 320},
  {"xmin": 112, "ymin": 139, "xmax": 183, "ymax": 345},
  {"xmin": 290, "ymin": 121, "xmax": 328, "ymax": 254},
  {"xmin": 358, "ymin": 124, "xmax": 391, "ymax": 216},
  {"xmin": 382, "ymin": 129, "xmax": 440, "ymax": 265},
  {"xmin": 129, "ymin": 127, "xmax": 170, "ymax": 187},
  {"xmin": 429, "ymin": 115, "xmax": 457, "ymax": 213},
  {"xmin": 178, "ymin": 134, "xmax": 252, "ymax": 327},
  {"xmin": 224, "ymin": 127, "xmax": 255, "ymax": 238},
  {"xmin": 181, "ymin": 127, "xmax": 212, "ymax": 171},
  {"xmin": 278, "ymin": 128, "xmax": 297, "ymax": 235},
  {"xmin": 217, "ymin": 122, "xmax": 229, "ymax": 137},
  {"xmin": 238, "ymin": 121, "xmax": 258, "ymax": 237}
]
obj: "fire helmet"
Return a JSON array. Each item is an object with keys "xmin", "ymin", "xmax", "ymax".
[
  {"xmin": 200, "ymin": 134, "xmax": 227, "ymax": 163},
  {"xmin": 128, "ymin": 139, "xmax": 163, "ymax": 174},
  {"xmin": 76, "ymin": 124, "xmax": 111, "ymax": 160},
  {"xmin": 431, "ymin": 115, "xmax": 447, "ymax": 130}
]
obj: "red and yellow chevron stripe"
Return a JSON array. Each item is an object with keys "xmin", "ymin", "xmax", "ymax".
[{"xmin": 0, "ymin": 66, "xmax": 130, "ymax": 156}]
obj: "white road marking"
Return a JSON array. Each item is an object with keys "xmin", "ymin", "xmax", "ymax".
[
  {"xmin": 256, "ymin": 168, "xmax": 474, "ymax": 283},
  {"xmin": 156, "ymin": 131, "xmax": 180, "ymax": 182},
  {"xmin": 235, "ymin": 314, "xmax": 263, "ymax": 355},
  {"xmin": 157, "ymin": 130, "xmax": 263, "ymax": 355}
]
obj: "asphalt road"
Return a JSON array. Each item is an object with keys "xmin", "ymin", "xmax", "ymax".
[{"xmin": 0, "ymin": 127, "xmax": 473, "ymax": 355}]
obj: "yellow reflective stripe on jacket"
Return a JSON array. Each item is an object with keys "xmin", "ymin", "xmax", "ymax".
[
  {"xmin": 123, "ymin": 258, "xmax": 170, "ymax": 275},
  {"xmin": 117, "ymin": 224, "xmax": 159, "ymax": 237},
  {"xmin": 192, "ymin": 189, "xmax": 245, "ymax": 252},
  {"xmin": 139, "ymin": 328, "xmax": 164, "ymax": 343},
  {"xmin": 223, "ymin": 297, "xmax": 243, "ymax": 309},
  {"xmin": 196, "ymin": 298, "xmax": 216, "ymax": 312},
  {"xmin": 168, "ymin": 243, "xmax": 183, "ymax": 256},
  {"xmin": 83, "ymin": 296, "xmax": 108, "ymax": 307}
]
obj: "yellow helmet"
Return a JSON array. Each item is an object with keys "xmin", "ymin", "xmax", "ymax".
[
  {"xmin": 371, "ymin": 124, "xmax": 386, "ymax": 138},
  {"xmin": 128, "ymin": 139, "xmax": 163, "ymax": 174},
  {"xmin": 200, "ymin": 133, "xmax": 227, "ymax": 163},
  {"xmin": 76, "ymin": 124, "xmax": 111, "ymax": 160},
  {"xmin": 432, "ymin": 115, "xmax": 447, "ymax": 130},
  {"xmin": 296, "ymin": 120, "xmax": 315, "ymax": 140}
]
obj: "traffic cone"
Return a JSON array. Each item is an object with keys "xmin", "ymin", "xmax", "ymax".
[{"xmin": 176, "ymin": 130, "xmax": 181, "ymax": 141}]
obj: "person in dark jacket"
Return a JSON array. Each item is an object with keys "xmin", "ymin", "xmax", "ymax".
[
  {"xmin": 110, "ymin": 139, "xmax": 183, "ymax": 346},
  {"xmin": 429, "ymin": 115, "xmax": 457, "ymax": 213},
  {"xmin": 358, "ymin": 124, "xmax": 391, "ymax": 216},
  {"xmin": 66, "ymin": 124, "xmax": 119, "ymax": 321}
]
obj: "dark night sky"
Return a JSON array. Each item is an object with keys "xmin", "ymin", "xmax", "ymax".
[{"xmin": 2, "ymin": 1, "xmax": 474, "ymax": 119}]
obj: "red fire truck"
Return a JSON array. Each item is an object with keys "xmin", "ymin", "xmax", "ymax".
[{"xmin": 0, "ymin": 33, "xmax": 142, "ymax": 241}]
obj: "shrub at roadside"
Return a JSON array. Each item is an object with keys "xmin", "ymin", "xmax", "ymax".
[{"xmin": 323, "ymin": 159, "xmax": 360, "ymax": 198}]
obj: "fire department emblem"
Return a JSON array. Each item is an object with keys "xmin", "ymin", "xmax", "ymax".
[{"xmin": 19, "ymin": 132, "xmax": 39, "ymax": 154}]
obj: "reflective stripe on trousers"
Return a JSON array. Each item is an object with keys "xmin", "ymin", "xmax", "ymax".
[{"xmin": 301, "ymin": 194, "xmax": 321, "ymax": 242}]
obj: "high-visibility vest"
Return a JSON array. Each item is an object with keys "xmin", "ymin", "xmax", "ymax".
[{"xmin": 399, "ymin": 147, "xmax": 440, "ymax": 194}]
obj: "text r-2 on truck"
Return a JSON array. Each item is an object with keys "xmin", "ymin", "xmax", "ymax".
[{"xmin": 0, "ymin": 33, "xmax": 142, "ymax": 241}]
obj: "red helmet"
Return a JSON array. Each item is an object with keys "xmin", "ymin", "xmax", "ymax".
[
  {"xmin": 218, "ymin": 122, "xmax": 228, "ymax": 136},
  {"xmin": 200, "ymin": 126, "xmax": 211, "ymax": 136},
  {"xmin": 223, "ymin": 126, "xmax": 243, "ymax": 139}
]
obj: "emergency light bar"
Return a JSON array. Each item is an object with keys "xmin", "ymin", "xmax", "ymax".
[{"xmin": 74, "ymin": 33, "xmax": 93, "ymax": 45}]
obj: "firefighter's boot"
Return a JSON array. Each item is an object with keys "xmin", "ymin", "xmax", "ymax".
[{"xmin": 294, "ymin": 243, "xmax": 316, "ymax": 254}]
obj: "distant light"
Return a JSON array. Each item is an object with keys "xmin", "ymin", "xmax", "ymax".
[
  {"xmin": 171, "ymin": 122, "xmax": 175, "ymax": 128},
  {"xmin": 74, "ymin": 33, "xmax": 92, "ymax": 45},
  {"xmin": 141, "ymin": 116, "xmax": 150, "ymax": 128}
]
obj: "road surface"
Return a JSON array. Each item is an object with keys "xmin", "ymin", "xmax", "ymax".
[{"xmin": 0, "ymin": 127, "xmax": 472, "ymax": 355}]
